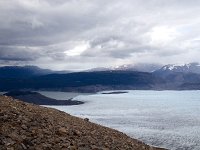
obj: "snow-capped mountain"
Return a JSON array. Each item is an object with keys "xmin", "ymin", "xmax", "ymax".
[
  {"xmin": 87, "ymin": 63, "xmax": 162, "ymax": 72},
  {"xmin": 85, "ymin": 67, "xmax": 110, "ymax": 72},
  {"xmin": 153, "ymin": 63, "xmax": 200, "ymax": 89},
  {"xmin": 155, "ymin": 63, "xmax": 200, "ymax": 74},
  {"xmin": 112, "ymin": 63, "xmax": 162, "ymax": 72}
]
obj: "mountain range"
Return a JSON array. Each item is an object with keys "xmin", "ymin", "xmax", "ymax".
[
  {"xmin": 1, "ymin": 63, "xmax": 200, "ymax": 92},
  {"xmin": 0, "ymin": 66, "xmax": 53, "ymax": 78},
  {"xmin": 87, "ymin": 63, "xmax": 162, "ymax": 72},
  {"xmin": 154, "ymin": 62, "xmax": 200, "ymax": 74},
  {"xmin": 0, "ymin": 65, "xmax": 71, "ymax": 78},
  {"xmin": 152, "ymin": 63, "xmax": 200, "ymax": 90}
]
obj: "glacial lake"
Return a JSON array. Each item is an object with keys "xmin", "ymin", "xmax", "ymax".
[{"xmin": 44, "ymin": 90, "xmax": 200, "ymax": 150}]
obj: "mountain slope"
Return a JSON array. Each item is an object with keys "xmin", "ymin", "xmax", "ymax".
[
  {"xmin": 0, "ymin": 96, "xmax": 165, "ymax": 150},
  {"xmin": 1, "ymin": 64, "xmax": 200, "ymax": 91},
  {"xmin": 0, "ymin": 71, "xmax": 165, "ymax": 92},
  {"xmin": 3, "ymin": 91, "xmax": 83, "ymax": 105},
  {"xmin": 154, "ymin": 63, "xmax": 200, "ymax": 75},
  {"xmin": 0, "ymin": 66, "xmax": 53, "ymax": 78},
  {"xmin": 113, "ymin": 63, "xmax": 162, "ymax": 72},
  {"xmin": 87, "ymin": 63, "xmax": 162, "ymax": 72},
  {"xmin": 152, "ymin": 63, "xmax": 200, "ymax": 89}
]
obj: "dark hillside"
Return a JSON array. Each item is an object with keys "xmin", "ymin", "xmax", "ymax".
[
  {"xmin": 0, "ymin": 71, "xmax": 165, "ymax": 92},
  {"xmin": 0, "ymin": 66, "xmax": 52, "ymax": 78},
  {"xmin": 3, "ymin": 91, "xmax": 83, "ymax": 105}
]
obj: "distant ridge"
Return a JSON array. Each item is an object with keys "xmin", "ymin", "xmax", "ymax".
[
  {"xmin": 0, "ymin": 71, "xmax": 165, "ymax": 92},
  {"xmin": 152, "ymin": 63, "xmax": 200, "ymax": 90},
  {"xmin": 0, "ymin": 65, "xmax": 71, "ymax": 78},
  {"xmin": 0, "ymin": 66, "xmax": 53, "ymax": 78},
  {"xmin": 1, "ymin": 63, "xmax": 200, "ymax": 92},
  {"xmin": 87, "ymin": 63, "xmax": 162, "ymax": 72},
  {"xmin": 154, "ymin": 62, "xmax": 200, "ymax": 74}
]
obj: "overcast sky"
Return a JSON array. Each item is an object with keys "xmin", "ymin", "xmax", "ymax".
[{"xmin": 0, "ymin": 0, "xmax": 200, "ymax": 70}]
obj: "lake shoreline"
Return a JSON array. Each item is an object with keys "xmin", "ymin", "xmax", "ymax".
[
  {"xmin": 3, "ymin": 91, "xmax": 84, "ymax": 105},
  {"xmin": 0, "ymin": 95, "xmax": 166, "ymax": 150}
]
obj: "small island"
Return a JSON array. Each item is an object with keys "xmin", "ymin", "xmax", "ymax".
[
  {"xmin": 101, "ymin": 91, "xmax": 129, "ymax": 94},
  {"xmin": 4, "ymin": 91, "xmax": 84, "ymax": 105}
]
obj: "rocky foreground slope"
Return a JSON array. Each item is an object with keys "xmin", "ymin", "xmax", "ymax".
[{"xmin": 0, "ymin": 96, "xmax": 166, "ymax": 150}]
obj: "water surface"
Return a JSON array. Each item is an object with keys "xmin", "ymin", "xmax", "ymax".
[
  {"xmin": 38, "ymin": 91, "xmax": 91, "ymax": 100},
  {"xmin": 46, "ymin": 90, "xmax": 200, "ymax": 150}
]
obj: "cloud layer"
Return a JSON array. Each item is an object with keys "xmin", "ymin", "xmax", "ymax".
[{"xmin": 0, "ymin": 0, "xmax": 200, "ymax": 70}]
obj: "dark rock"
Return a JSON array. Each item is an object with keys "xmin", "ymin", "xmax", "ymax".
[
  {"xmin": 21, "ymin": 143, "xmax": 27, "ymax": 149},
  {"xmin": 58, "ymin": 127, "xmax": 68, "ymax": 135},
  {"xmin": 21, "ymin": 124, "xmax": 28, "ymax": 130},
  {"xmin": 84, "ymin": 118, "xmax": 89, "ymax": 122}
]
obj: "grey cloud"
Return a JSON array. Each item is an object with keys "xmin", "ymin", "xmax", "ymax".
[
  {"xmin": 0, "ymin": 0, "xmax": 200, "ymax": 70},
  {"xmin": 0, "ymin": 1, "xmax": 102, "ymax": 46},
  {"xmin": 0, "ymin": 46, "xmax": 40, "ymax": 61}
]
